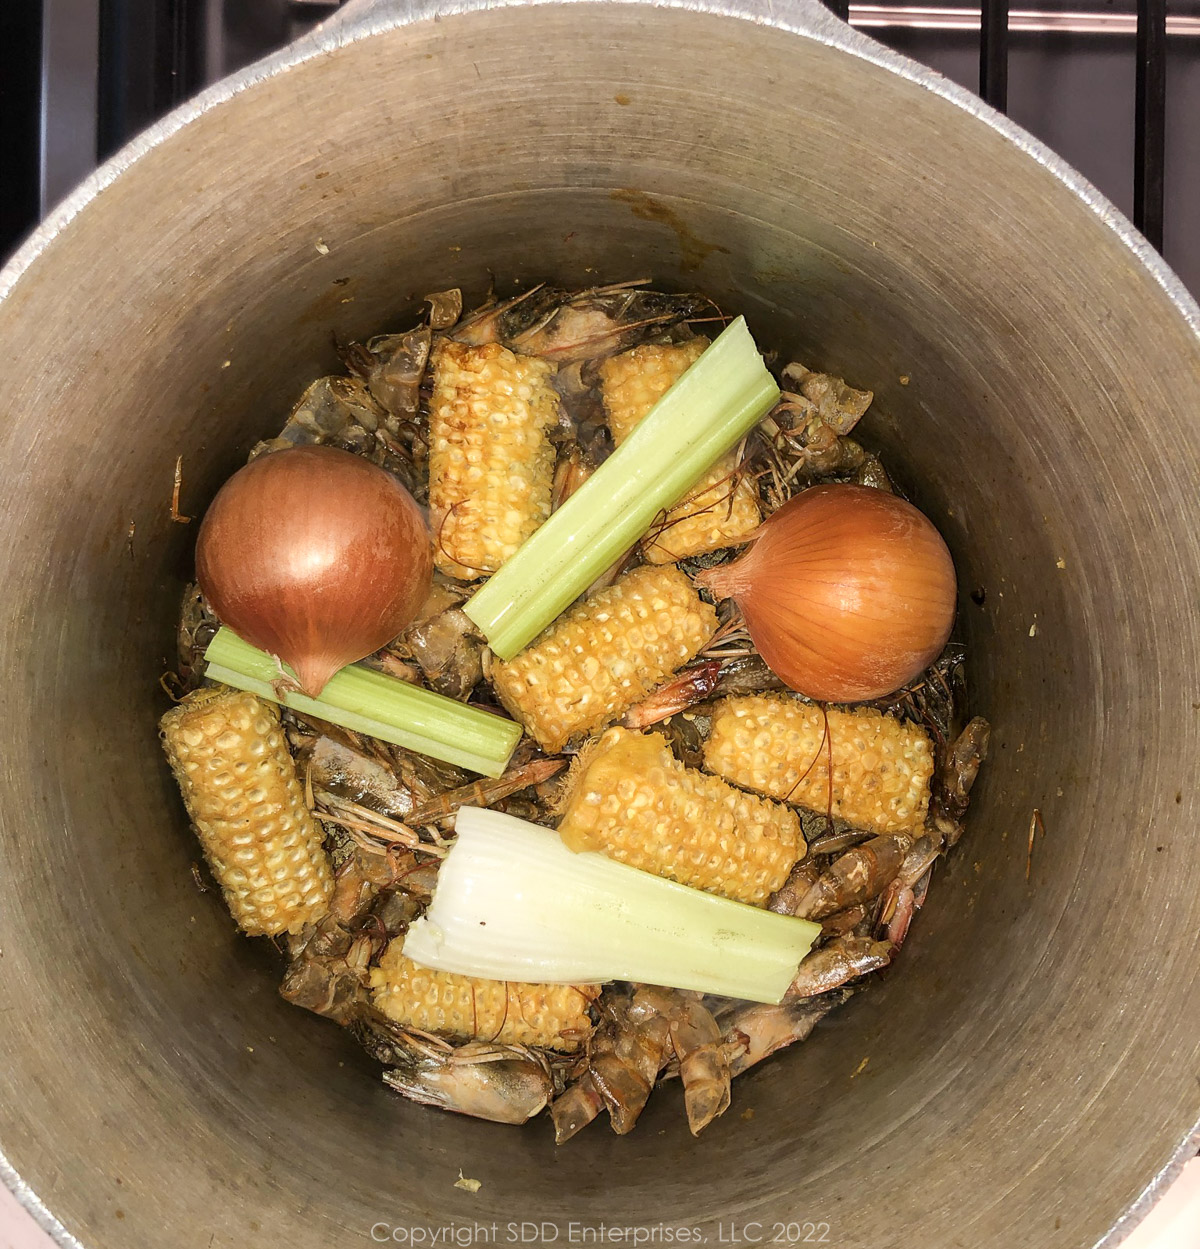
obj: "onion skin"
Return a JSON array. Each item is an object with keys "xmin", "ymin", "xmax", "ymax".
[
  {"xmin": 196, "ymin": 445, "xmax": 433, "ymax": 697},
  {"xmin": 696, "ymin": 484, "xmax": 956, "ymax": 702}
]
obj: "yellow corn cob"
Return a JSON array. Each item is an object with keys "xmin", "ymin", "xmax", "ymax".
[
  {"xmin": 599, "ymin": 339, "xmax": 761, "ymax": 563},
  {"xmin": 557, "ymin": 727, "xmax": 804, "ymax": 905},
  {"xmin": 428, "ymin": 339, "xmax": 559, "ymax": 579},
  {"xmin": 160, "ymin": 688, "xmax": 333, "ymax": 935},
  {"xmin": 490, "ymin": 564, "xmax": 717, "ymax": 752},
  {"xmin": 704, "ymin": 695, "xmax": 934, "ymax": 835},
  {"xmin": 370, "ymin": 946, "xmax": 594, "ymax": 1051}
]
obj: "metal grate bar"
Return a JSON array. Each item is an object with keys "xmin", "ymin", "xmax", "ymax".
[
  {"xmin": 1134, "ymin": 0, "xmax": 1167, "ymax": 250},
  {"xmin": 39, "ymin": 0, "xmax": 101, "ymax": 216},
  {"xmin": 849, "ymin": 6, "xmax": 1200, "ymax": 36},
  {"xmin": 980, "ymin": 0, "xmax": 1010, "ymax": 111},
  {"xmin": 825, "ymin": 0, "xmax": 851, "ymax": 21},
  {"xmin": 98, "ymin": 0, "xmax": 210, "ymax": 167}
]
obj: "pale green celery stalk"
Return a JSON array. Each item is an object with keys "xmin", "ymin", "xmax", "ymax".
[
  {"xmin": 403, "ymin": 808, "xmax": 820, "ymax": 1003},
  {"xmin": 203, "ymin": 628, "xmax": 521, "ymax": 778},
  {"xmin": 463, "ymin": 316, "xmax": 779, "ymax": 660}
]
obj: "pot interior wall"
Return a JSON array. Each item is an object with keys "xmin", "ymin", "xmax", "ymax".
[{"xmin": 0, "ymin": 5, "xmax": 1197, "ymax": 1249}]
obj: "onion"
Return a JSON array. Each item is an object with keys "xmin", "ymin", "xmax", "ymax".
[
  {"xmin": 196, "ymin": 445, "xmax": 433, "ymax": 697},
  {"xmin": 695, "ymin": 484, "xmax": 956, "ymax": 701}
]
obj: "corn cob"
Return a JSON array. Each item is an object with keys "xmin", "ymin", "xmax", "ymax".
[
  {"xmin": 557, "ymin": 727, "xmax": 805, "ymax": 905},
  {"xmin": 703, "ymin": 695, "xmax": 934, "ymax": 836},
  {"xmin": 160, "ymin": 688, "xmax": 333, "ymax": 935},
  {"xmin": 428, "ymin": 339, "xmax": 559, "ymax": 579},
  {"xmin": 370, "ymin": 945, "xmax": 594, "ymax": 1051},
  {"xmin": 599, "ymin": 339, "xmax": 761, "ymax": 563},
  {"xmin": 600, "ymin": 339, "xmax": 709, "ymax": 445},
  {"xmin": 490, "ymin": 564, "xmax": 717, "ymax": 752}
]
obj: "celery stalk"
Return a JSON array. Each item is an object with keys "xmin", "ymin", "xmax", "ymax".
[
  {"xmin": 463, "ymin": 317, "xmax": 779, "ymax": 659},
  {"xmin": 202, "ymin": 628, "xmax": 521, "ymax": 777},
  {"xmin": 403, "ymin": 807, "xmax": 820, "ymax": 1003}
]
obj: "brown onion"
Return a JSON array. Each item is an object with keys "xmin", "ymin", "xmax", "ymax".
[
  {"xmin": 695, "ymin": 484, "xmax": 956, "ymax": 701},
  {"xmin": 196, "ymin": 445, "xmax": 432, "ymax": 697}
]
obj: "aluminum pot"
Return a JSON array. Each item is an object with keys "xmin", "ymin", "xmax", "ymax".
[{"xmin": 1, "ymin": 1, "xmax": 1198, "ymax": 1246}]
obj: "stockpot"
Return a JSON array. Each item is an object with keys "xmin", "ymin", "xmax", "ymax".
[{"xmin": 1, "ymin": 1, "xmax": 1197, "ymax": 1246}]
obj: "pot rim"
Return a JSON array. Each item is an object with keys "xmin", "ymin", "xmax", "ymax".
[{"xmin": 1, "ymin": 2, "xmax": 1196, "ymax": 1246}]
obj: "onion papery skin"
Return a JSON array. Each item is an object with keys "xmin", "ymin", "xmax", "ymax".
[
  {"xmin": 196, "ymin": 445, "xmax": 433, "ymax": 697},
  {"xmin": 698, "ymin": 484, "xmax": 957, "ymax": 702}
]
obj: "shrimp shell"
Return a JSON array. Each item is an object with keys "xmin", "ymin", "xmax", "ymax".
[
  {"xmin": 551, "ymin": 1072, "xmax": 607, "ymax": 1143},
  {"xmin": 721, "ymin": 990, "xmax": 852, "ymax": 1077},
  {"xmin": 454, "ymin": 282, "xmax": 712, "ymax": 363},
  {"xmin": 622, "ymin": 661, "xmax": 722, "ymax": 729},
  {"xmin": 795, "ymin": 834, "xmax": 913, "ymax": 920},
  {"xmin": 634, "ymin": 987, "xmax": 731, "ymax": 1136},
  {"xmin": 786, "ymin": 937, "xmax": 895, "ymax": 999},
  {"xmin": 382, "ymin": 1039, "xmax": 554, "ymax": 1125},
  {"xmin": 767, "ymin": 859, "xmax": 823, "ymax": 916}
]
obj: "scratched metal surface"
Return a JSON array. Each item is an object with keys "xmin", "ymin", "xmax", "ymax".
[{"xmin": 0, "ymin": 2, "xmax": 1197, "ymax": 1247}]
